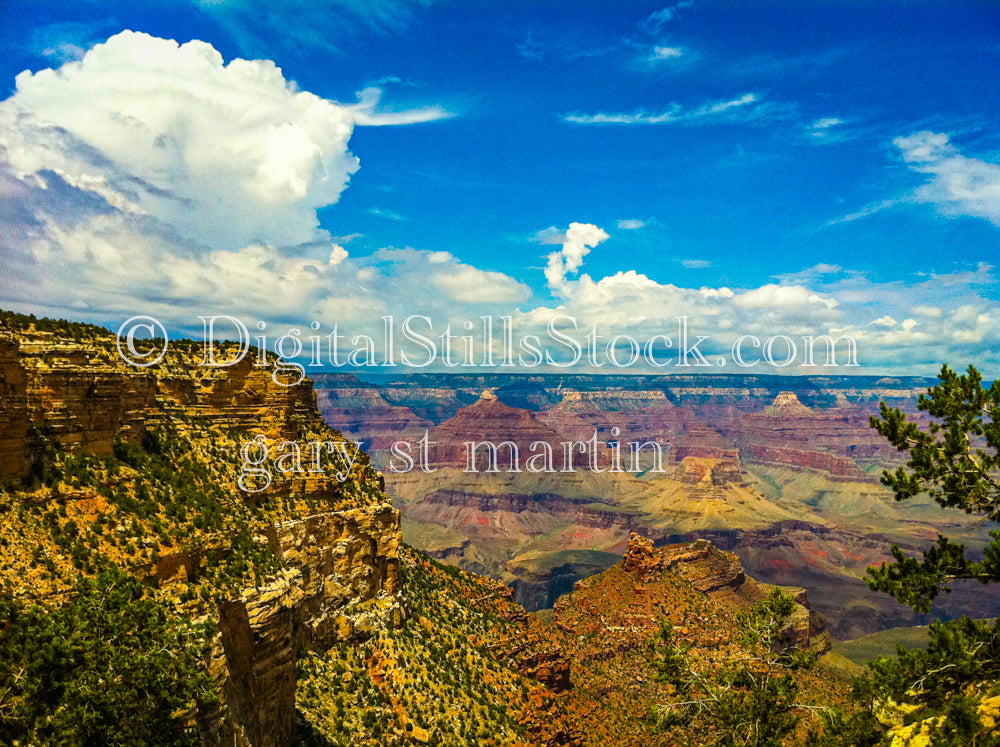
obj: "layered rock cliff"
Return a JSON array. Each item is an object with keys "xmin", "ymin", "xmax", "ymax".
[
  {"xmin": 721, "ymin": 390, "xmax": 898, "ymax": 480},
  {"xmin": 315, "ymin": 372, "xmax": 927, "ymax": 478},
  {"xmin": 0, "ymin": 314, "xmax": 406, "ymax": 746}
]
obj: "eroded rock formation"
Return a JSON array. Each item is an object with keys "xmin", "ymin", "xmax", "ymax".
[{"xmin": 0, "ymin": 322, "xmax": 409, "ymax": 747}]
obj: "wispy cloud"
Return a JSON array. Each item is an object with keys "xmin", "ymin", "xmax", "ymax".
[
  {"xmin": 194, "ymin": 0, "xmax": 433, "ymax": 58},
  {"xmin": 349, "ymin": 86, "xmax": 454, "ymax": 125},
  {"xmin": 798, "ymin": 115, "xmax": 883, "ymax": 146},
  {"xmin": 516, "ymin": 29, "xmax": 619, "ymax": 64},
  {"xmin": 366, "ymin": 207, "xmax": 408, "ymax": 221},
  {"xmin": 894, "ymin": 131, "xmax": 1000, "ymax": 226},
  {"xmin": 826, "ymin": 197, "xmax": 907, "ymax": 226},
  {"xmin": 649, "ymin": 45, "xmax": 684, "ymax": 61},
  {"xmin": 827, "ymin": 131, "xmax": 1000, "ymax": 228},
  {"xmin": 617, "ymin": 219, "xmax": 647, "ymax": 230},
  {"xmin": 681, "ymin": 258, "xmax": 711, "ymax": 268},
  {"xmin": 718, "ymin": 47, "xmax": 852, "ymax": 82},
  {"xmin": 775, "ymin": 263, "xmax": 844, "ymax": 283},
  {"xmin": 563, "ymin": 92, "xmax": 789, "ymax": 126},
  {"xmin": 516, "ymin": 31, "xmax": 545, "ymax": 61},
  {"xmin": 630, "ymin": 43, "xmax": 697, "ymax": 71},
  {"xmin": 639, "ymin": 1, "xmax": 695, "ymax": 35},
  {"xmin": 807, "ymin": 116, "xmax": 848, "ymax": 143},
  {"xmin": 28, "ymin": 20, "xmax": 116, "ymax": 63}
]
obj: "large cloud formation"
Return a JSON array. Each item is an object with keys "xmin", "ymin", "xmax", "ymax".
[
  {"xmin": 0, "ymin": 31, "xmax": 485, "ymax": 327},
  {"xmin": 2, "ymin": 30, "xmax": 358, "ymax": 250}
]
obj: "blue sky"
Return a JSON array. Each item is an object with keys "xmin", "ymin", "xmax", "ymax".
[{"xmin": 1, "ymin": 1, "xmax": 999, "ymax": 374}]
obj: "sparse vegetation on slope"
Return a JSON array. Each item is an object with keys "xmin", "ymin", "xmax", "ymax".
[{"xmin": 297, "ymin": 547, "xmax": 534, "ymax": 746}]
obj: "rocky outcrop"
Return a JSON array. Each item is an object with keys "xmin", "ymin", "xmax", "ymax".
[
  {"xmin": 428, "ymin": 391, "xmax": 604, "ymax": 471},
  {"xmin": 619, "ymin": 534, "xmax": 825, "ymax": 651},
  {"xmin": 670, "ymin": 420, "xmax": 741, "ymax": 463},
  {"xmin": 661, "ymin": 538, "xmax": 748, "ymax": 596},
  {"xmin": 738, "ymin": 443, "xmax": 871, "ymax": 480},
  {"xmin": 517, "ymin": 648, "xmax": 572, "ymax": 692},
  {"xmin": 536, "ymin": 389, "xmax": 687, "ymax": 444},
  {"xmin": 315, "ymin": 387, "xmax": 432, "ymax": 467},
  {"xmin": 674, "ymin": 456, "xmax": 745, "ymax": 486},
  {"xmin": 154, "ymin": 354, "xmax": 318, "ymax": 441},
  {"xmin": 199, "ymin": 571, "xmax": 305, "ymax": 747},
  {"xmin": 620, "ymin": 533, "xmax": 664, "ymax": 580},
  {"xmin": 662, "ymin": 537, "xmax": 826, "ymax": 651},
  {"xmin": 0, "ymin": 331, "xmax": 327, "ymax": 478},
  {"xmin": 722, "ymin": 390, "xmax": 888, "ymax": 480},
  {"xmin": 8, "ymin": 334, "xmax": 159, "ymax": 459},
  {"xmin": 312, "ymin": 372, "xmax": 932, "ymax": 478},
  {"xmin": 0, "ymin": 322, "xmax": 409, "ymax": 747},
  {"xmin": 266, "ymin": 505, "xmax": 406, "ymax": 648},
  {"xmin": 759, "ymin": 390, "xmax": 815, "ymax": 417},
  {"xmin": 197, "ymin": 506, "xmax": 408, "ymax": 746}
]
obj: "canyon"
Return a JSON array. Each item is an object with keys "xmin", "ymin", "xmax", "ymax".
[
  {"xmin": 2, "ymin": 312, "xmax": 992, "ymax": 744},
  {"xmin": 0, "ymin": 312, "xmax": 859, "ymax": 746},
  {"xmin": 314, "ymin": 372, "xmax": 998, "ymax": 639}
]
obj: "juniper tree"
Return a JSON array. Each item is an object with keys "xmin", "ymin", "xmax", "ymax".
[
  {"xmin": 0, "ymin": 566, "xmax": 216, "ymax": 746},
  {"xmin": 649, "ymin": 588, "xmax": 818, "ymax": 747},
  {"xmin": 867, "ymin": 363, "xmax": 1000, "ymax": 609},
  {"xmin": 818, "ymin": 364, "xmax": 1000, "ymax": 745}
]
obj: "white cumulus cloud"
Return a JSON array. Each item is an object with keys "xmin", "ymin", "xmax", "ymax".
[
  {"xmin": 431, "ymin": 264, "xmax": 531, "ymax": 304},
  {"xmin": 1, "ymin": 30, "xmax": 360, "ymax": 250},
  {"xmin": 0, "ymin": 31, "xmax": 461, "ymax": 330},
  {"xmin": 543, "ymin": 222, "xmax": 609, "ymax": 294}
]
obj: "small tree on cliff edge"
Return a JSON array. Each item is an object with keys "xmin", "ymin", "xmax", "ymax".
[
  {"xmin": 843, "ymin": 364, "xmax": 1000, "ymax": 745},
  {"xmin": 649, "ymin": 587, "xmax": 818, "ymax": 747}
]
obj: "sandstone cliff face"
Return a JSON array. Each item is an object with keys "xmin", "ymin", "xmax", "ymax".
[
  {"xmin": 673, "ymin": 456, "xmax": 745, "ymax": 486},
  {"xmin": 1, "ymin": 332, "xmax": 158, "ymax": 464},
  {"xmin": 313, "ymin": 372, "xmax": 928, "ymax": 479},
  {"xmin": 199, "ymin": 571, "xmax": 305, "ymax": 747},
  {"xmin": 535, "ymin": 389, "xmax": 688, "ymax": 444},
  {"xmin": 721, "ymin": 391, "xmax": 894, "ymax": 480},
  {"xmin": 429, "ymin": 391, "xmax": 596, "ymax": 470},
  {"xmin": 0, "ymin": 334, "xmax": 28, "ymax": 478},
  {"xmin": 198, "ymin": 507, "xmax": 408, "ymax": 747},
  {"xmin": 266, "ymin": 504, "xmax": 406, "ymax": 648},
  {"xmin": 315, "ymin": 386, "xmax": 432, "ymax": 465},
  {"xmin": 739, "ymin": 443, "xmax": 870, "ymax": 480},
  {"xmin": 423, "ymin": 489, "xmax": 639, "ymax": 531},
  {"xmin": 0, "ymin": 323, "xmax": 408, "ymax": 747},
  {"xmin": 155, "ymin": 354, "xmax": 318, "ymax": 440},
  {"xmin": 1, "ymin": 330, "xmax": 324, "ymax": 476}
]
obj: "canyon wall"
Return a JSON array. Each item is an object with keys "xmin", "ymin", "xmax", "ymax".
[{"xmin": 0, "ymin": 323, "xmax": 407, "ymax": 747}]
